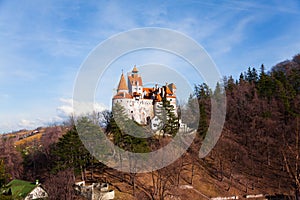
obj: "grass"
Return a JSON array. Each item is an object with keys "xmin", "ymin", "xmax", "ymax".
[{"xmin": 15, "ymin": 133, "xmax": 42, "ymax": 146}]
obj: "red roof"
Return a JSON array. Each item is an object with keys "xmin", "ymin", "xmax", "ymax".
[
  {"xmin": 128, "ymin": 75, "xmax": 142, "ymax": 86},
  {"xmin": 117, "ymin": 73, "xmax": 128, "ymax": 91},
  {"xmin": 113, "ymin": 92, "xmax": 132, "ymax": 99},
  {"xmin": 168, "ymin": 83, "xmax": 176, "ymax": 89},
  {"xmin": 165, "ymin": 85, "xmax": 173, "ymax": 95},
  {"xmin": 132, "ymin": 65, "xmax": 138, "ymax": 73}
]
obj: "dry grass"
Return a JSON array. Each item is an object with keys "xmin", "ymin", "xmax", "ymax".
[{"xmin": 15, "ymin": 133, "xmax": 43, "ymax": 146}]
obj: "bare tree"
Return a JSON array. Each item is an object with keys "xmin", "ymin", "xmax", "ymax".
[
  {"xmin": 44, "ymin": 168, "xmax": 78, "ymax": 200},
  {"xmin": 281, "ymin": 117, "xmax": 300, "ymax": 199},
  {"xmin": 0, "ymin": 137, "xmax": 23, "ymax": 179}
]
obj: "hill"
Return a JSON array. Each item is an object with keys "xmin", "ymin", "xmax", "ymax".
[{"xmin": 1, "ymin": 53, "xmax": 300, "ymax": 199}]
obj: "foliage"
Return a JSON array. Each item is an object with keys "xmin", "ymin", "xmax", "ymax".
[
  {"xmin": 51, "ymin": 125, "xmax": 93, "ymax": 180},
  {"xmin": 108, "ymin": 103, "xmax": 150, "ymax": 153},
  {"xmin": 194, "ymin": 83, "xmax": 210, "ymax": 137},
  {"xmin": 181, "ymin": 94, "xmax": 199, "ymax": 128},
  {"xmin": 160, "ymin": 98, "xmax": 179, "ymax": 137},
  {"xmin": 0, "ymin": 160, "xmax": 7, "ymax": 188}
]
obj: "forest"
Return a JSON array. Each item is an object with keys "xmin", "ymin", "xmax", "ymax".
[{"xmin": 0, "ymin": 53, "xmax": 300, "ymax": 200}]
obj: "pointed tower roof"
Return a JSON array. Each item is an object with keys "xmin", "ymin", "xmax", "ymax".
[
  {"xmin": 132, "ymin": 65, "xmax": 138, "ymax": 73},
  {"xmin": 168, "ymin": 83, "xmax": 176, "ymax": 89},
  {"xmin": 117, "ymin": 73, "xmax": 128, "ymax": 91},
  {"xmin": 165, "ymin": 85, "xmax": 173, "ymax": 95}
]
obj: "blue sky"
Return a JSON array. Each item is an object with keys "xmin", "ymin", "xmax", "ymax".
[{"xmin": 0, "ymin": 0, "xmax": 300, "ymax": 133}]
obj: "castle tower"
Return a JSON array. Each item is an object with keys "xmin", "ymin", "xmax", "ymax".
[
  {"xmin": 128, "ymin": 65, "xmax": 143, "ymax": 99},
  {"xmin": 113, "ymin": 73, "xmax": 131, "ymax": 100},
  {"xmin": 117, "ymin": 73, "xmax": 128, "ymax": 93}
]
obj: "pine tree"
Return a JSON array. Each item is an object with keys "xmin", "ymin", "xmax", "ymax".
[
  {"xmin": 239, "ymin": 72, "xmax": 244, "ymax": 82},
  {"xmin": 52, "ymin": 125, "xmax": 93, "ymax": 181},
  {"xmin": 260, "ymin": 64, "xmax": 266, "ymax": 77},
  {"xmin": 108, "ymin": 103, "xmax": 150, "ymax": 153},
  {"xmin": 161, "ymin": 98, "xmax": 179, "ymax": 137},
  {"xmin": 245, "ymin": 67, "xmax": 258, "ymax": 83},
  {"xmin": 0, "ymin": 145, "xmax": 21, "ymax": 199},
  {"xmin": 198, "ymin": 102, "xmax": 208, "ymax": 137},
  {"xmin": 181, "ymin": 94, "xmax": 199, "ymax": 129},
  {"xmin": 194, "ymin": 83, "xmax": 210, "ymax": 99},
  {"xmin": 0, "ymin": 160, "xmax": 7, "ymax": 188}
]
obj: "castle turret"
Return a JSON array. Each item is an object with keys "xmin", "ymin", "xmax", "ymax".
[
  {"xmin": 113, "ymin": 73, "xmax": 131, "ymax": 100},
  {"xmin": 128, "ymin": 65, "xmax": 143, "ymax": 96},
  {"xmin": 117, "ymin": 73, "xmax": 128, "ymax": 93},
  {"xmin": 132, "ymin": 65, "xmax": 138, "ymax": 74}
]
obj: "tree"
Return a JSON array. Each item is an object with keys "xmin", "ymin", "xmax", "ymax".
[
  {"xmin": 245, "ymin": 67, "xmax": 258, "ymax": 83},
  {"xmin": 0, "ymin": 137, "xmax": 23, "ymax": 180},
  {"xmin": 52, "ymin": 125, "xmax": 93, "ymax": 181},
  {"xmin": 0, "ymin": 160, "xmax": 8, "ymax": 188},
  {"xmin": 194, "ymin": 83, "xmax": 211, "ymax": 137},
  {"xmin": 260, "ymin": 64, "xmax": 266, "ymax": 77},
  {"xmin": 163, "ymin": 98, "xmax": 179, "ymax": 137},
  {"xmin": 281, "ymin": 117, "xmax": 300, "ymax": 199},
  {"xmin": 100, "ymin": 109, "xmax": 113, "ymax": 130},
  {"xmin": 181, "ymin": 94, "xmax": 199, "ymax": 129},
  {"xmin": 198, "ymin": 102, "xmax": 208, "ymax": 137},
  {"xmin": 44, "ymin": 168, "xmax": 77, "ymax": 200},
  {"xmin": 239, "ymin": 72, "xmax": 245, "ymax": 82},
  {"xmin": 194, "ymin": 83, "xmax": 210, "ymax": 99}
]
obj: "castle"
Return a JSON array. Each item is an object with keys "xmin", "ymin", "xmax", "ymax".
[{"xmin": 112, "ymin": 66, "xmax": 177, "ymax": 126}]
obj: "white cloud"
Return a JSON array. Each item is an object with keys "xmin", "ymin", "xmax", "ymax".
[
  {"xmin": 56, "ymin": 98, "xmax": 107, "ymax": 119},
  {"xmin": 17, "ymin": 119, "xmax": 37, "ymax": 130}
]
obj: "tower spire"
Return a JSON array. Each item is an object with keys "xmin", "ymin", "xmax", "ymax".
[
  {"xmin": 117, "ymin": 72, "xmax": 128, "ymax": 92},
  {"xmin": 132, "ymin": 65, "xmax": 138, "ymax": 73}
]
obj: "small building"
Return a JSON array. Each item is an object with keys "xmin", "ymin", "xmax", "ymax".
[
  {"xmin": 2, "ymin": 179, "xmax": 48, "ymax": 200},
  {"xmin": 74, "ymin": 181, "xmax": 114, "ymax": 200}
]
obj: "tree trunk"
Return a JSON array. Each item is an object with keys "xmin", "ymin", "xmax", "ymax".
[{"xmin": 191, "ymin": 161, "xmax": 195, "ymax": 185}]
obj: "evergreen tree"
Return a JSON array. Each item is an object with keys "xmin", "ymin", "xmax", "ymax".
[
  {"xmin": 213, "ymin": 82, "xmax": 223, "ymax": 103},
  {"xmin": 224, "ymin": 75, "xmax": 235, "ymax": 92},
  {"xmin": 108, "ymin": 103, "xmax": 150, "ymax": 153},
  {"xmin": 260, "ymin": 64, "xmax": 266, "ymax": 77},
  {"xmin": 181, "ymin": 94, "xmax": 199, "ymax": 129},
  {"xmin": 252, "ymin": 67, "xmax": 259, "ymax": 83},
  {"xmin": 194, "ymin": 83, "xmax": 210, "ymax": 99},
  {"xmin": 239, "ymin": 72, "xmax": 244, "ymax": 82},
  {"xmin": 0, "ymin": 160, "xmax": 12, "ymax": 200},
  {"xmin": 0, "ymin": 160, "xmax": 6, "ymax": 188},
  {"xmin": 159, "ymin": 98, "xmax": 179, "ymax": 137},
  {"xmin": 193, "ymin": 83, "xmax": 211, "ymax": 137},
  {"xmin": 245, "ymin": 67, "xmax": 258, "ymax": 83},
  {"xmin": 52, "ymin": 125, "xmax": 93, "ymax": 181},
  {"xmin": 198, "ymin": 102, "xmax": 208, "ymax": 137}
]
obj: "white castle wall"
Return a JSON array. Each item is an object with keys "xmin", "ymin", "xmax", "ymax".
[{"xmin": 112, "ymin": 98, "xmax": 153, "ymax": 124}]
